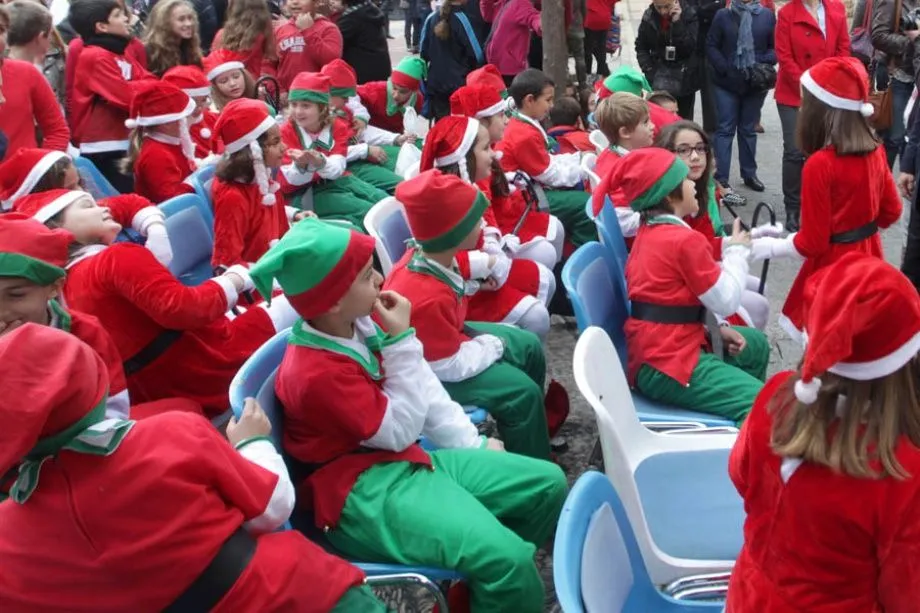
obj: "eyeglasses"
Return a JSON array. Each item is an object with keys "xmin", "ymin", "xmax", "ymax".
[{"xmin": 672, "ymin": 144, "xmax": 709, "ymax": 158}]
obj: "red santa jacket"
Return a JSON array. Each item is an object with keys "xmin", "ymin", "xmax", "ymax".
[
  {"xmin": 727, "ymin": 371, "xmax": 920, "ymax": 612},
  {"xmin": 190, "ymin": 110, "xmax": 222, "ymax": 158},
  {"xmin": 263, "ymin": 16, "xmax": 343, "ymax": 94},
  {"xmin": 0, "ymin": 59, "xmax": 70, "ymax": 153},
  {"xmin": 356, "ymin": 80, "xmax": 424, "ymax": 134},
  {"xmin": 0, "ymin": 411, "xmax": 366, "ymax": 612},
  {"xmin": 548, "ymin": 126, "xmax": 595, "ymax": 154},
  {"xmin": 134, "ymin": 136, "xmax": 196, "ymax": 204},
  {"xmin": 65, "ymin": 37, "xmax": 148, "ymax": 122},
  {"xmin": 585, "ymin": 0, "xmax": 619, "ymax": 31},
  {"xmin": 65, "ymin": 308, "xmax": 131, "ymax": 418},
  {"xmin": 211, "ymin": 179, "xmax": 290, "ymax": 268}
]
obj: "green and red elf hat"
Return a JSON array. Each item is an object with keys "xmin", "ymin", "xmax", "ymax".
[
  {"xmin": 466, "ymin": 64, "xmax": 508, "ymax": 100},
  {"xmin": 321, "ymin": 59, "xmax": 359, "ymax": 99},
  {"xmin": 0, "ymin": 213, "xmax": 73, "ymax": 286},
  {"xmin": 608, "ymin": 148, "xmax": 689, "ymax": 212},
  {"xmin": 248, "ymin": 217, "xmax": 376, "ymax": 320},
  {"xmin": 396, "ymin": 169, "xmax": 488, "ymax": 252},
  {"xmin": 288, "ymin": 72, "xmax": 332, "ymax": 105},
  {"xmin": 390, "ymin": 56, "xmax": 427, "ymax": 91},
  {"xmin": 596, "ymin": 65, "xmax": 652, "ymax": 101}
]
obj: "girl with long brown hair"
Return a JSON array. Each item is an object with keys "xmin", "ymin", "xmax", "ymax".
[
  {"xmin": 211, "ymin": 0, "xmax": 275, "ymax": 81},
  {"xmin": 142, "ymin": 0, "xmax": 203, "ymax": 77}
]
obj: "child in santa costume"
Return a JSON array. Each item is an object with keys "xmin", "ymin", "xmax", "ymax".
[
  {"xmin": 620, "ymin": 149, "xmax": 770, "ymax": 425},
  {"xmin": 0, "ymin": 148, "xmax": 174, "ymax": 267},
  {"xmin": 385, "ymin": 170, "xmax": 556, "ymax": 459},
  {"xmin": 748, "ymin": 57, "xmax": 903, "ymax": 343},
  {"xmin": 322, "ymin": 58, "xmax": 405, "ymax": 192},
  {"xmin": 356, "ymin": 56, "xmax": 426, "ymax": 135},
  {"xmin": 248, "ymin": 217, "xmax": 567, "ymax": 613},
  {"xmin": 14, "ymin": 189, "xmax": 299, "ymax": 418},
  {"xmin": 419, "ymin": 114, "xmax": 555, "ymax": 340},
  {"xmin": 162, "ymin": 64, "xmax": 222, "ymax": 159},
  {"xmin": 262, "ymin": 0, "xmax": 343, "ymax": 96},
  {"xmin": 211, "ymin": 98, "xmax": 309, "ymax": 270},
  {"xmin": 0, "ymin": 324, "xmax": 387, "ymax": 612},
  {"xmin": 727, "ymin": 253, "xmax": 920, "ymax": 612},
  {"xmin": 204, "ymin": 48, "xmax": 257, "ymax": 111},
  {"xmin": 466, "ymin": 63, "xmax": 510, "ymax": 100},
  {"xmin": 495, "ymin": 68, "xmax": 596, "ymax": 248},
  {"xmin": 451, "ymin": 83, "xmax": 565, "ymax": 271},
  {"xmin": 278, "ymin": 73, "xmax": 389, "ymax": 230},
  {"xmin": 123, "ymin": 80, "xmax": 198, "ymax": 204}
]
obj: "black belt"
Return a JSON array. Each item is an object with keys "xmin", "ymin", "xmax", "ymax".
[
  {"xmin": 123, "ymin": 329, "xmax": 183, "ymax": 375},
  {"xmin": 631, "ymin": 301, "xmax": 706, "ymax": 325},
  {"xmin": 830, "ymin": 221, "xmax": 878, "ymax": 244},
  {"xmin": 165, "ymin": 528, "xmax": 256, "ymax": 613}
]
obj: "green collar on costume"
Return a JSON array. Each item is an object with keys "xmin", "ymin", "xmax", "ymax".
[
  {"xmin": 4, "ymin": 398, "xmax": 134, "ymax": 504},
  {"xmin": 645, "ymin": 214, "xmax": 690, "ymax": 228},
  {"xmin": 294, "ymin": 123, "xmax": 333, "ymax": 152},
  {"xmin": 512, "ymin": 112, "xmax": 557, "ymax": 152},
  {"xmin": 406, "ymin": 250, "xmax": 466, "ymax": 300},
  {"xmin": 385, "ymin": 79, "xmax": 417, "ymax": 117},
  {"xmin": 49, "ymin": 300, "xmax": 72, "ymax": 333},
  {"xmin": 289, "ymin": 319, "xmax": 386, "ymax": 380},
  {"xmin": 706, "ymin": 179, "xmax": 725, "ymax": 237}
]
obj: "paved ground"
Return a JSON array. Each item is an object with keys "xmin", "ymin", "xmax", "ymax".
[{"xmin": 381, "ymin": 9, "xmax": 909, "ymax": 610}]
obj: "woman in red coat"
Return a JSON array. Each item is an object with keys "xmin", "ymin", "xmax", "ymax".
[{"xmin": 774, "ymin": 0, "xmax": 849, "ymax": 231}]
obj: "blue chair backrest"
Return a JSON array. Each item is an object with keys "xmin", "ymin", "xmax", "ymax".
[
  {"xmin": 595, "ymin": 196, "xmax": 629, "ymax": 275},
  {"xmin": 73, "ymin": 156, "xmax": 119, "ymax": 200},
  {"xmin": 379, "ymin": 208, "xmax": 413, "ymax": 266},
  {"xmin": 229, "ymin": 327, "xmax": 291, "ymax": 412},
  {"xmin": 161, "ymin": 192, "xmax": 214, "ymax": 238},
  {"xmin": 164, "ymin": 207, "xmax": 214, "ymax": 286},
  {"xmin": 187, "ymin": 165, "xmax": 217, "ymax": 217}
]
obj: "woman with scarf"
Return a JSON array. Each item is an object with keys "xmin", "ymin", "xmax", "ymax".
[{"xmin": 706, "ymin": 0, "xmax": 775, "ymax": 195}]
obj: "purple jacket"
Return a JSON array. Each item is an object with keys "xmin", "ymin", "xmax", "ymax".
[{"xmin": 484, "ymin": 0, "xmax": 542, "ymax": 76}]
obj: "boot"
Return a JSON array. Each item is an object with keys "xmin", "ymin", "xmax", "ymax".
[{"xmin": 785, "ymin": 206, "xmax": 800, "ymax": 233}]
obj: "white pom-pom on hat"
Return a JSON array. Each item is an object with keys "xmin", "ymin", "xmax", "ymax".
[
  {"xmin": 125, "ymin": 118, "xmax": 139, "ymax": 129},
  {"xmin": 794, "ymin": 377, "xmax": 822, "ymax": 404},
  {"xmin": 860, "ymin": 103, "xmax": 875, "ymax": 117},
  {"xmin": 200, "ymin": 128, "xmax": 212, "ymax": 139},
  {"xmin": 262, "ymin": 193, "xmax": 277, "ymax": 205}
]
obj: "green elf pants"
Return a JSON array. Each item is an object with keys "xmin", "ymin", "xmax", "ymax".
[
  {"xmin": 331, "ymin": 585, "xmax": 390, "ymax": 612},
  {"xmin": 544, "ymin": 189, "xmax": 596, "ymax": 248},
  {"xmin": 635, "ymin": 326, "xmax": 770, "ymax": 426},
  {"xmin": 311, "ymin": 175, "xmax": 390, "ymax": 231},
  {"xmin": 378, "ymin": 144, "xmax": 402, "ymax": 173},
  {"xmin": 325, "ymin": 449, "xmax": 568, "ymax": 613},
  {"xmin": 348, "ymin": 160, "xmax": 402, "ymax": 194},
  {"xmin": 441, "ymin": 322, "xmax": 551, "ymax": 461}
]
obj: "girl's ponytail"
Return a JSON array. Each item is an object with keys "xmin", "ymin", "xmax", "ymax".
[
  {"xmin": 119, "ymin": 129, "xmax": 145, "ymax": 175},
  {"xmin": 434, "ymin": 1, "xmax": 453, "ymax": 40}
]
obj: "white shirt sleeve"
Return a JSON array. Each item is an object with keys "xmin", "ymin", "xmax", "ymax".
[
  {"xmin": 346, "ymin": 143, "xmax": 369, "ymax": 163},
  {"xmin": 316, "ymin": 154, "xmax": 347, "ymax": 180},
  {"xmin": 697, "ymin": 244, "xmax": 750, "ymax": 316},
  {"xmin": 238, "ymin": 439, "xmax": 296, "ymax": 533},
  {"xmin": 105, "ymin": 389, "xmax": 131, "ymax": 420},
  {"xmin": 534, "ymin": 152, "xmax": 584, "ymax": 188},
  {"xmin": 418, "ymin": 361, "xmax": 482, "ymax": 449},
  {"xmin": 428, "ymin": 334, "xmax": 504, "ymax": 382},
  {"xmin": 362, "ymin": 124, "xmax": 400, "ymax": 146},
  {"xmin": 346, "ymin": 95, "xmax": 371, "ymax": 123},
  {"xmin": 616, "ymin": 207, "xmax": 642, "ymax": 238},
  {"xmin": 279, "ymin": 162, "xmax": 316, "ymax": 187}
]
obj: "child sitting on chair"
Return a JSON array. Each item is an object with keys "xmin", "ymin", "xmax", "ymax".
[
  {"xmin": 547, "ymin": 96, "xmax": 594, "ymax": 154},
  {"xmin": 594, "ymin": 66, "xmax": 680, "ymax": 138},
  {"xmin": 163, "ymin": 65, "xmax": 222, "ymax": 159},
  {"xmin": 204, "ymin": 48, "xmax": 257, "ymax": 111},
  {"xmin": 250, "ymin": 217, "xmax": 567, "ymax": 613},
  {"xmin": 620, "ymin": 148, "xmax": 769, "ymax": 425},
  {"xmin": 356, "ymin": 56, "xmax": 426, "ymax": 135}
]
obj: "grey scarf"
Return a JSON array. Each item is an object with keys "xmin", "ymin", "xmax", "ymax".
[{"xmin": 731, "ymin": 0, "xmax": 762, "ymax": 70}]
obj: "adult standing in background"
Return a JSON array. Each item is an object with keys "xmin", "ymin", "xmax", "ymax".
[
  {"xmin": 691, "ymin": 0, "xmax": 724, "ymax": 135},
  {"xmin": 635, "ymin": 0, "xmax": 700, "ymax": 119},
  {"xmin": 584, "ymin": 0, "xmax": 618, "ymax": 77},
  {"xmin": 774, "ymin": 0, "xmax": 849, "ymax": 231},
  {"xmin": 337, "ymin": 0, "xmax": 391, "ymax": 82}
]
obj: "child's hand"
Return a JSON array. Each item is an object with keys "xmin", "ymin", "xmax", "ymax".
[
  {"xmin": 295, "ymin": 11, "xmax": 315, "ymax": 29},
  {"xmin": 719, "ymin": 326, "xmax": 746, "ymax": 356},
  {"xmin": 726, "ymin": 218, "xmax": 752, "ymax": 248},
  {"xmin": 485, "ymin": 437, "xmax": 505, "ymax": 451},
  {"xmin": 227, "ymin": 398, "xmax": 272, "ymax": 446},
  {"xmin": 480, "ymin": 278, "xmax": 500, "ymax": 291},
  {"xmin": 0, "ymin": 319, "xmax": 24, "ymax": 338},
  {"xmin": 374, "ymin": 290, "xmax": 412, "ymax": 335},
  {"xmin": 367, "ymin": 145, "xmax": 388, "ymax": 164},
  {"xmin": 293, "ymin": 210, "xmax": 317, "ymax": 222},
  {"xmin": 898, "ymin": 172, "xmax": 916, "ymax": 199},
  {"xmin": 352, "ymin": 119, "xmax": 367, "ymax": 138},
  {"xmin": 394, "ymin": 133, "xmax": 415, "ymax": 146}
]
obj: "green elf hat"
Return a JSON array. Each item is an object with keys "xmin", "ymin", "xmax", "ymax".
[
  {"xmin": 390, "ymin": 56, "xmax": 428, "ymax": 90},
  {"xmin": 288, "ymin": 72, "xmax": 331, "ymax": 105},
  {"xmin": 396, "ymin": 169, "xmax": 488, "ymax": 252},
  {"xmin": 608, "ymin": 148, "xmax": 689, "ymax": 212},
  {"xmin": 0, "ymin": 213, "xmax": 73, "ymax": 286},
  {"xmin": 603, "ymin": 66, "xmax": 652, "ymax": 99},
  {"xmin": 321, "ymin": 59, "xmax": 359, "ymax": 99},
  {"xmin": 249, "ymin": 217, "xmax": 377, "ymax": 320}
]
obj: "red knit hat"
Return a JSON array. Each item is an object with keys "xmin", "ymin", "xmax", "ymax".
[
  {"xmin": 396, "ymin": 169, "xmax": 488, "ymax": 252},
  {"xmin": 162, "ymin": 65, "xmax": 211, "ymax": 98},
  {"xmin": 0, "ymin": 213, "xmax": 74, "ymax": 285},
  {"xmin": 288, "ymin": 72, "xmax": 331, "ymax": 105},
  {"xmin": 609, "ymin": 148, "xmax": 689, "ymax": 212},
  {"xmin": 213, "ymin": 98, "xmax": 279, "ymax": 205},
  {"xmin": 793, "ymin": 253, "xmax": 920, "ymax": 404},
  {"xmin": 800, "ymin": 56, "xmax": 874, "ymax": 117},
  {"xmin": 321, "ymin": 59, "xmax": 359, "ymax": 98},
  {"xmin": 466, "ymin": 64, "xmax": 507, "ymax": 98},
  {"xmin": 203, "ymin": 48, "xmax": 247, "ymax": 81},
  {"xmin": 0, "ymin": 148, "xmax": 70, "ymax": 211},
  {"xmin": 450, "ymin": 84, "xmax": 507, "ymax": 119},
  {"xmin": 13, "ymin": 189, "xmax": 92, "ymax": 223},
  {"xmin": 419, "ymin": 116, "xmax": 481, "ymax": 182}
]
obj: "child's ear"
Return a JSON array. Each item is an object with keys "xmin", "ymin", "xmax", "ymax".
[
  {"xmin": 523, "ymin": 93, "xmax": 535, "ymax": 107},
  {"xmin": 618, "ymin": 126, "xmax": 631, "ymax": 141}
]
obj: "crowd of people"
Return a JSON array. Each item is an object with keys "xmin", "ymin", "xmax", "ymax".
[{"xmin": 1, "ymin": 0, "xmax": 920, "ymax": 610}]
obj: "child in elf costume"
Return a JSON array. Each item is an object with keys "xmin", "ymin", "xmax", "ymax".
[
  {"xmin": 419, "ymin": 115, "xmax": 555, "ymax": 340},
  {"xmin": 356, "ymin": 56, "xmax": 426, "ymax": 135},
  {"xmin": 594, "ymin": 65, "xmax": 680, "ymax": 139},
  {"xmin": 162, "ymin": 65, "xmax": 222, "ymax": 159},
  {"xmin": 204, "ymin": 48, "xmax": 257, "ymax": 111},
  {"xmin": 278, "ymin": 72, "xmax": 389, "ymax": 230},
  {"xmin": 619, "ymin": 149, "xmax": 770, "ymax": 425},
  {"xmin": 495, "ymin": 68, "xmax": 596, "ymax": 247},
  {"xmin": 248, "ymin": 217, "xmax": 567, "ymax": 613},
  {"xmin": 728, "ymin": 253, "xmax": 920, "ymax": 611},
  {"xmin": 13, "ymin": 189, "xmax": 299, "ymax": 418},
  {"xmin": 0, "ymin": 324, "xmax": 386, "ymax": 612},
  {"xmin": 385, "ymin": 170, "xmax": 558, "ymax": 460}
]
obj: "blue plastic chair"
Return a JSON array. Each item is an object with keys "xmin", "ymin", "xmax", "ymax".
[
  {"xmin": 554, "ymin": 471, "xmax": 727, "ymax": 612},
  {"xmin": 73, "ymin": 156, "xmax": 119, "ymax": 200},
  {"xmin": 186, "ymin": 165, "xmax": 216, "ymax": 220},
  {"xmin": 594, "ymin": 195, "xmax": 629, "ymax": 275},
  {"xmin": 228, "ymin": 328, "xmax": 466, "ymax": 584},
  {"xmin": 562, "ymin": 242, "xmax": 734, "ymax": 428},
  {"xmin": 159, "ymin": 194, "xmax": 215, "ymax": 286}
]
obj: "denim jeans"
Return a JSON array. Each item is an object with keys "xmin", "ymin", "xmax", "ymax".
[
  {"xmin": 776, "ymin": 103, "xmax": 805, "ymax": 213},
  {"xmin": 712, "ymin": 85, "xmax": 767, "ymax": 183},
  {"xmin": 880, "ymin": 78, "xmax": 914, "ymax": 169}
]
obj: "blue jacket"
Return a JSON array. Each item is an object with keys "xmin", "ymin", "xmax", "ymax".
[
  {"xmin": 420, "ymin": 10, "xmax": 485, "ymax": 96},
  {"xmin": 706, "ymin": 7, "xmax": 776, "ymax": 95}
]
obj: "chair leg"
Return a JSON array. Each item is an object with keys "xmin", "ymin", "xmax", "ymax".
[{"xmin": 588, "ymin": 437, "xmax": 604, "ymax": 470}]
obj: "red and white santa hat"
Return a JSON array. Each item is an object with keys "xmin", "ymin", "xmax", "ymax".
[
  {"xmin": 125, "ymin": 80, "xmax": 197, "ymax": 162},
  {"xmin": 213, "ymin": 98, "xmax": 279, "ymax": 205},
  {"xmin": 419, "ymin": 116, "xmax": 481, "ymax": 182},
  {"xmin": 794, "ymin": 252, "xmax": 920, "ymax": 404},
  {"xmin": 450, "ymin": 84, "xmax": 507, "ymax": 119},
  {"xmin": 800, "ymin": 56, "xmax": 874, "ymax": 118},
  {"xmin": 12, "ymin": 189, "xmax": 90, "ymax": 223},
  {"xmin": 466, "ymin": 64, "xmax": 508, "ymax": 99},
  {"xmin": 203, "ymin": 48, "xmax": 247, "ymax": 82},
  {"xmin": 397, "ymin": 169, "xmax": 488, "ymax": 252},
  {"xmin": 0, "ymin": 148, "xmax": 70, "ymax": 211},
  {"xmin": 320, "ymin": 59, "xmax": 359, "ymax": 99},
  {"xmin": 163, "ymin": 65, "xmax": 211, "ymax": 98}
]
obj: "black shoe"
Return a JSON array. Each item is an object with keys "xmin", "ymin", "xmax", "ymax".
[
  {"xmin": 785, "ymin": 208, "xmax": 800, "ymax": 232},
  {"xmin": 743, "ymin": 176, "xmax": 765, "ymax": 192}
]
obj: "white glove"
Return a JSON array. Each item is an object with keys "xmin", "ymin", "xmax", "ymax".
[
  {"xmin": 490, "ymin": 251, "xmax": 512, "ymax": 288},
  {"xmin": 750, "ymin": 234, "xmax": 801, "ymax": 262},
  {"xmin": 224, "ymin": 264, "xmax": 255, "ymax": 292},
  {"xmin": 750, "ymin": 222, "xmax": 784, "ymax": 239},
  {"xmin": 145, "ymin": 223, "xmax": 173, "ymax": 267},
  {"xmin": 501, "ymin": 234, "xmax": 522, "ymax": 254}
]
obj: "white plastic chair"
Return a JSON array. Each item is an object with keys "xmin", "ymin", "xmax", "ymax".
[
  {"xmin": 589, "ymin": 129, "xmax": 609, "ymax": 154},
  {"xmin": 363, "ymin": 196, "xmax": 411, "ymax": 275},
  {"xmin": 581, "ymin": 153, "xmax": 601, "ymax": 190},
  {"xmin": 573, "ymin": 326, "xmax": 744, "ymax": 585}
]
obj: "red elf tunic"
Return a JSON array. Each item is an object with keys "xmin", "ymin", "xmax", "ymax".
[
  {"xmin": 133, "ymin": 135, "xmax": 196, "ymax": 204},
  {"xmin": 63, "ymin": 244, "xmax": 277, "ymax": 417},
  {"xmin": 727, "ymin": 371, "xmax": 920, "ymax": 612},
  {"xmin": 212, "ymin": 179, "xmax": 290, "ymax": 268},
  {"xmin": 0, "ymin": 411, "xmax": 366, "ymax": 612},
  {"xmin": 356, "ymin": 80, "xmax": 424, "ymax": 134},
  {"xmin": 476, "ymin": 176, "xmax": 552, "ymax": 242},
  {"xmin": 780, "ymin": 145, "xmax": 902, "ymax": 336},
  {"xmin": 496, "ymin": 115, "xmax": 583, "ymax": 189},
  {"xmin": 548, "ymin": 126, "xmax": 594, "ymax": 154},
  {"xmin": 190, "ymin": 110, "xmax": 222, "ymax": 158}
]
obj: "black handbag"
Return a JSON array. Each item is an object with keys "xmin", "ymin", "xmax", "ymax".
[{"xmin": 745, "ymin": 62, "xmax": 777, "ymax": 92}]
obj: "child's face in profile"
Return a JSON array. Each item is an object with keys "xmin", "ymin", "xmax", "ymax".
[
  {"xmin": 623, "ymin": 115, "xmax": 654, "ymax": 149},
  {"xmin": 339, "ymin": 257, "xmax": 383, "ymax": 319},
  {"xmin": 390, "ymin": 84, "xmax": 415, "ymax": 107},
  {"xmin": 668, "ymin": 177, "xmax": 698, "ymax": 218},
  {"xmin": 471, "ymin": 126, "xmax": 495, "ymax": 182},
  {"xmin": 290, "ymin": 100, "xmax": 325, "ymax": 133},
  {"xmin": 260, "ymin": 125, "xmax": 286, "ymax": 168},
  {"xmin": 523, "ymin": 85, "xmax": 554, "ymax": 121},
  {"xmin": 97, "ymin": 6, "xmax": 131, "ymax": 39},
  {"xmin": 657, "ymin": 99, "xmax": 679, "ymax": 114},
  {"xmin": 481, "ymin": 113, "xmax": 507, "ymax": 144},
  {"xmin": 214, "ymin": 69, "xmax": 246, "ymax": 100},
  {"xmin": 61, "ymin": 196, "xmax": 123, "ymax": 245},
  {"xmin": 0, "ymin": 277, "xmax": 63, "ymax": 337}
]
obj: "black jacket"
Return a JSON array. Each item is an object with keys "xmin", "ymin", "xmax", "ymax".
[
  {"xmin": 420, "ymin": 11, "xmax": 485, "ymax": 95},
  {"xmin": 635, "ymin": 0, "xmax": 700, "ymax": 96},
  {"xmin": 337, "ymin": 0, "xmax": 393, "ymax": 83}
]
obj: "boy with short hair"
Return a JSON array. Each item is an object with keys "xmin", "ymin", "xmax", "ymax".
[
  {"xmin": 356, "ymin": 55, "xmax": 426, "ymax": 135},
  {"xmin": 547, "ymin": 95, "xmax": 594, "ymax": 154},
  {"xmin": 647, "ymin": 90, "xmax": 679, "ymax": 115},
  {"xmin": 496, "ymin": 68, "xmax": 596, "ymax": 247},
  {"xmin": 252, "ymin": 216, "xmax": 567, "ymax": 613}
]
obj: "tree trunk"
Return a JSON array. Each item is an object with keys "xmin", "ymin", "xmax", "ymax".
[{"xmin": 542, "ymin": 0, "xmax": 568, "ymax": 99}]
